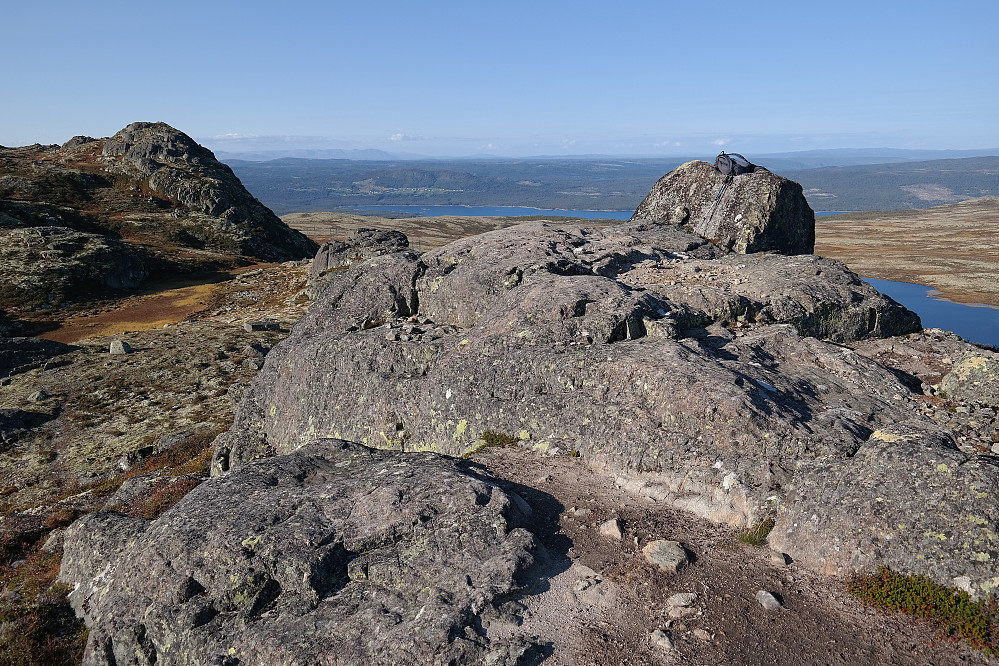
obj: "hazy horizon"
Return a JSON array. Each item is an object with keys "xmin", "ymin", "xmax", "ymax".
[{"xmin": 3, "ymin": 1, "xmax": 996, "ymax": 156}]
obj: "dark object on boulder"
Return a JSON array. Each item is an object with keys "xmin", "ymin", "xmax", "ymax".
[
  {"xmin": 631, "ymin": 160, "xmax": 815, "ymax": 255},
  {"xmin": 59, "ymin": 439, "xmax": 539, "ymax": 665},
  {"xmin": 714, "ymin": 152, "xmax": 757, "ymax": 176},
  {"xmin": 0, "ymin": 337, "xmax": 73, "ymax": 378}
]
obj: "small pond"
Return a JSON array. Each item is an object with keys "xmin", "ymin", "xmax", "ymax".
[{"xmin": 863, "ymin": 278, "xmax": 999, "ymax": 347}]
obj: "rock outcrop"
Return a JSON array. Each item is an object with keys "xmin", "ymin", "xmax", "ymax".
[
  {"xmin": 59, "ymin": 439, "xmax": 539, "ymax": 665},
  {"xmin": 0, "ymin": 122, "xmax": 317, "ymax": 310},
  {"xmin": 311, "ymin": 228, "xmax": 410, "ymax": 278},
  {"xmin": 631, "ymin": 160, "xmax": 815, "ymax": 255},
  {"xmin": 0, "ymin": 336, "xmax": 73, "ymax": 378},
  {"xmin": 100, "ymin": 122, "xmax": 317, "ymax": 262},
  {"xmin": 206, "ymin": 219, "xmax": 999, "ymax": 595}
]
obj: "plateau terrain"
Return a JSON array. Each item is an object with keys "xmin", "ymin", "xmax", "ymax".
[{"xmin": 3, "ymin": 128, "xmax": 999, "ymax": 665}]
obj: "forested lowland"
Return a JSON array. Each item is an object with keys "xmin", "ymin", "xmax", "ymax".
[{"xmin": 225, "ymin": 155, "xmax": 999, "ymax": 215}]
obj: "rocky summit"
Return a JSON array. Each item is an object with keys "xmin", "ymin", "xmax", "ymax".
[
  {"xmin": 207, "ymin": 213, "xmax": 999, "ymax": 599},
  {"xmin": 20, "ymin": 161, "xmax": 999, "ymax": 665},
  {"xmin": 0, "ymin": 122, "xmax": 317, "ymax": 312},
  {"xmin": 631, "ymin": 159, "xmax": 816, "ymax": 255}
]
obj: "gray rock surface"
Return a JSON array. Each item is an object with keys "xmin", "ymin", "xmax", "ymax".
[
  {"xmin": 311, "ymin": 228, "xmax": 410, "ymax": 277},
  {"xmin": 755, "ymin": 590, "xmax": 783, "ymax": 611},
  {"xmin": 631, "ymin": 160, "xmax": 815, "ymax": 255},
  {"xmin": 642, "ymin": 540, "xmax": 690, "ymax": 573},
  {"xmin": 59, "ymin": 439, "xmax": 539, "ymax": 665},
  {"xmin": 940, "ymin": 348, "xmax": 999, "ymax": 406},
  {"xmin": 0, "ymin": 336, "xmax": 73, "ymax": 378},
  {"xmin": 205, "ymin": 221, "xmax": 999, "ymax": 593}
]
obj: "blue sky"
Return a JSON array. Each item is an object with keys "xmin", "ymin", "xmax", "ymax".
[{"xmin": 2, "ymin": 0, "xmax": 996, "ymax": 156}]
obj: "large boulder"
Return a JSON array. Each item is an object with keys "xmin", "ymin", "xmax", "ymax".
[
  {"xmin": 204, "ymin": 222, "xmax": 999, "ymax": 595},
  {"xmin": 940, "ymin": 348, "xmax": 999, "ymax": 406},
  {"xmin": 631, "ymin": 160, "xmax": 815, "ymax": 255},
  {"xmin": 59, "ymin": 439, "xmax": 539, "ymax": 666}
]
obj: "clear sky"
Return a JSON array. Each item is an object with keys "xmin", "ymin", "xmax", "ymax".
[{"xmin": 2, "ymin": 0, "xmax": 996, "ymax": 157}]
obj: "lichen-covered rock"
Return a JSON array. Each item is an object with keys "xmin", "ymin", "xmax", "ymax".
[
  {"xmin": 59, "ymin": 439, "xmax": 539, "ymax": 666},
  {"xmin": 940, "ymin": 348, "xmax": 999, "ymax": 406},
  {"xmin": 631, "ymin": 160, "xmax": 815, "ymax": 255},
  {"xmin": 211, "ymin": 222, "xmax": 999, "ymax": 592},
  {"xmin": 311, "ymin": 228, "xmax": 410, "ymax": 277},
  {"xmin": 768, "ymin": 422, "xmax": 999, "ymax": 598}
]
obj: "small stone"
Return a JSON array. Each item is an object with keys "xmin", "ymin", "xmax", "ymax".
[
  {"xmin": 27, "ymin": 390, "xmax": 49, "ymax": 403},
  {"xmin": 692, "ymin": 628, "xmax": 712, "ymax": 641},
  {"xmin": 756, "ymin": 590, "xmax": 783, "ymax": 611},
  {"xmin": 770, "ymin": 552, "xmax": 789, "ymax": 566},
  {"xmin": 667, "ymin": 592, "xmax": 698, "ymax": 607},
  {"xmin": 571, "ymin": 506, "xmax": 593, "ymax": 518},
  {"xmin": 599, "ymin": 518, "xmax": 623, "ymax": 540},
  {"xmin": 668, "ymin": 606, "xmax": 698, "ymax": 619},
  {"xmin": 650, "ymin": 629, "xmax": 674, "ymax": 651},
  {"xmin": 109, "ymin": 339, "xmax": 132, "ymax": 355},
  {"xmin": 242, "ymin": 357, "xmax": 265, "ymax": 371},
  {"xmin": 642, "ymin": 540, "xmax": 690, "ymax": 573}
]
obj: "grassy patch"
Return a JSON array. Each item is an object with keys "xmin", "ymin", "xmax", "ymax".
[
  {"xmin": 462, "ymin": 430, "xmax": 520, "ymax": 458},
  {"xmin": 737, "ymin": 518, "xmax": 775, "ymax": 547},
  {"xmin": 0, "ymin": 550, "xmax": 88, "ymax": 666},
  {"xmin": 848, "ymin": 566, "xmax": 999, "ymax": 654}
]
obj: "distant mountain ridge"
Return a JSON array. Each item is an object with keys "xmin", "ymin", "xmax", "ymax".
[{"xmin": 224, "ymin": 154, "xmax": 999, "ymax": 215}]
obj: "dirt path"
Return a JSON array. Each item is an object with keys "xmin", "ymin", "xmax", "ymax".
[{"xmin": 476, "ymin": 447, "xmax": 996, "ymax": 666}]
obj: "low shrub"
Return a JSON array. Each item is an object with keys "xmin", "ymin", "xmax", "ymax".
[{"xmin": 848, "ymin": 566, "xmax": 999, "ymax": 654}]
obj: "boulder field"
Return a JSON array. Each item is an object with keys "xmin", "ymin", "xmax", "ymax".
[{"xmin": 57, "ymin": 160, "xmax": 999, "ymax": 664}]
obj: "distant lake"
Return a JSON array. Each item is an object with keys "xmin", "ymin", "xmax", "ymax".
[
  {"xmin": 864, "ymin": 278, "xmax": 999, "ymax": 347},
  {"xmin": 339, "ymin": 205, "xmax": 848, "ymax": 220}
]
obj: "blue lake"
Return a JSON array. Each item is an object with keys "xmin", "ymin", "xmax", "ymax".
[{"xmin": 863, "ymin": 278, "xmax": 999, "ymax": 347}]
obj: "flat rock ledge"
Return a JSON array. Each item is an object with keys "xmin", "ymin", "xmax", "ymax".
[{"xmin": 59, "ymin": 439, "xmax": 540, "ymax": 666}]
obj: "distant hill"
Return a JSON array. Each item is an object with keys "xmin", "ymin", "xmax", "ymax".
[
  {"xmin": 785, "ymin": 157, "xmax": 999, "ymax": 211},
  {"xmin": 225, "ymin": 155, "xmax": 999, "ymax": 215},
  {"xmin": 0, "ymin": 122, "xmax": 316, "ymax": 311}
]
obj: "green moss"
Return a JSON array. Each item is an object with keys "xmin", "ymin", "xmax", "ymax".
[
  {"xmin": 848, "ymin": 566, "xmax": 999, "ymax": 654},
  {"xmin": 737, "ymin": 518, "xmax": 775, "ymax": 547},
  {"xmin": 461, "ymin": 430, "xmax": 520, "ymax": 458}
]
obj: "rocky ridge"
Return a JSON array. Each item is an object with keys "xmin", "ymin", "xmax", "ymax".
[
  {"xmin": 5, "ymin": 158, "xmax": 998, "ymax": 664},
  {"xmin": 0, "ymin": 123, "xmax": 317, "ymax": 312}
]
